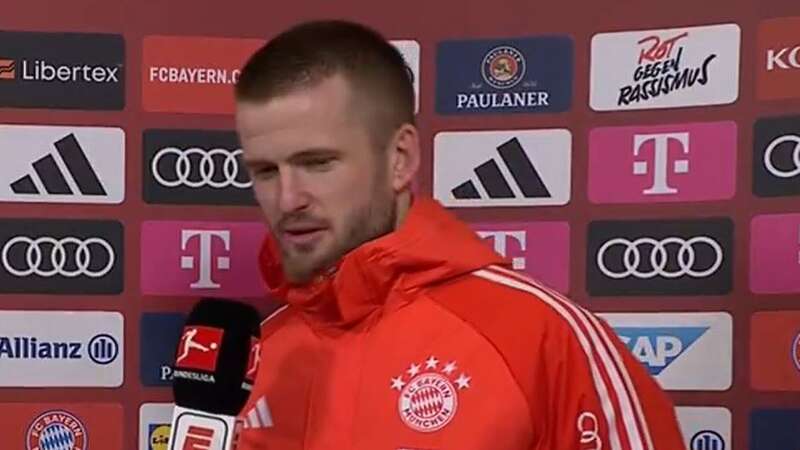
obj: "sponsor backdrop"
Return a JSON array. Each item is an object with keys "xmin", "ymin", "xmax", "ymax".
[{"xmin": 0, "ymin": 0, "xmax": 798, "ymax": 448}]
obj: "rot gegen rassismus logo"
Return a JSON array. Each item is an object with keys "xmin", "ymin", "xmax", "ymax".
[{"xmin": 590, "ymin": 23, "xmax": 740, "ymax": 111}]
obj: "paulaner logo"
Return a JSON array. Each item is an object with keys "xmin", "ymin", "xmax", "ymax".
[
  {"xmin": 618, "ymin": 31, "xmax": 715, "ymax": 106},
  {"xmin": 436, "ymin": 36, "xmax": 573, "ymax": 114}
]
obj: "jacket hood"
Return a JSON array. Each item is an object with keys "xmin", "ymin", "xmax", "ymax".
[{"xmin": 257, "ymin": 196, "xmax": 508, "ymax": 329}]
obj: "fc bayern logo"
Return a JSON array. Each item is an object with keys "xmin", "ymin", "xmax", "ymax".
[
  {"xmin": 482, "ymin": 46, "xmax": 526, "ymax": 89},
  {"xmin": 26, "ymin": 410, "xmax": 88, "ymax": 450},
  {"xmin": 391, "ymin": 355, "xmax": 472, "ymax": 433},
  {"xmin": 792, "ymin": 332, "xmax": 800, "ymax": 372},
  {"xmin": 399, "ymin": 373, "xmax": 457, "ymax": 432}
]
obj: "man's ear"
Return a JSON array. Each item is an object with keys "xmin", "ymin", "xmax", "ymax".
[{"xmin": 387, "ymin": 123, "xmax": 421, "ymax": 192}]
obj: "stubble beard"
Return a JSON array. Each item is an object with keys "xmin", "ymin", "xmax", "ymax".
[{"xmin": 280, "ymin": 185, "xmax": 397, "ymax": 284}]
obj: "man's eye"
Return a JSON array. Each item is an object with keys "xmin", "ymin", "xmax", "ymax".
[
  {"xmin": 254, "ymin": 166, "xmax": 277, "ymax": 178},
  {"xmin": 304, "ymin": 158, "xmax": 335, "ymax": 170}
]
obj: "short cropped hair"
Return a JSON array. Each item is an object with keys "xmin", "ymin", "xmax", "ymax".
[{"xmin": 235, "ymin": 20, "xmax": 415, "ymax": 150}]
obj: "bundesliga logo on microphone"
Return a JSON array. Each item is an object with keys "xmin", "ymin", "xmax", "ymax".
[
  {"xmin": 173, "ymin": 325, "xmax": 224, "ymax": 383},
  {"xmin": 242, "ymin": 337, "xmax": 260, "ymax": 390}
]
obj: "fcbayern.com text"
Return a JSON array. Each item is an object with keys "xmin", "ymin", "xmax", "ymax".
[{"xmin": 148, "ymin": 66, "xmax": 240, "ymax": 84}]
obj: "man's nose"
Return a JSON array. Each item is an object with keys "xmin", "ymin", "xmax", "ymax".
[{"xmin": 277, "ymin": 169, "xmax": 310, "ymax": 213}]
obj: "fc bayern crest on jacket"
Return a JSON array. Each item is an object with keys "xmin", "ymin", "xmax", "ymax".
[{"xmin": 391, "ymin": 355, "xmax": 472, "ymax": 432}]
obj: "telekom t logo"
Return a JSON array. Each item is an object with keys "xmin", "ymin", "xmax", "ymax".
[
  {"xmin": 632, "ymin": 132, "xmax": 690, "ymax": 195},
  {"xmin": 180, "ymin": 230, "xmax": 230, "ymax": 289},
  {"xmin": 477, "ymin": 230, "xmax": 527, "ymax": 270}
]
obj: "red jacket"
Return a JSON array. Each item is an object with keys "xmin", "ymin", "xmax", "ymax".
[{"xmin": 237, "ymin": 197, "xmax": 685, "ymax": 450}]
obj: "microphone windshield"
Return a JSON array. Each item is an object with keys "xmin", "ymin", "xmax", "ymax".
[{"xmin": 171, "ymin": 298, "xmax": 261, "ymax": 415}]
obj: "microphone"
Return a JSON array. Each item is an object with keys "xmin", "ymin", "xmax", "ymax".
[{"xmin": 168, "ymin": 298, "xmax": 261, "ymax": 450}]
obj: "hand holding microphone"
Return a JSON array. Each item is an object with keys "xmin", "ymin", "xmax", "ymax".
[{"xmin": 168, "ymin": 298, "xmax": 261, "ymax": 450}]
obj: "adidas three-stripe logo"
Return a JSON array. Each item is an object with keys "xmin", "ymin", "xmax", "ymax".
[
  {"xmin": 0, "ymin": 125, "xmax": 125, "ymax": 204},
  {"xmin": 242, "ymin": 396, "xmax": 274, "ymax": 429},
  {"xmin": 434, "ymin": 129, "xmax": 571, "ymax": 207},
  {"xmin": 12, "ymin": 133, "xmax": 107, "ymax": 196},
  {"xmin": 451, "ymin": 137, "xmax": 551, "ymax": 200}
]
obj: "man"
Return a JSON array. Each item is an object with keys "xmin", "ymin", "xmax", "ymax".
[{"xmin": 233, "ymin": 19, "xmax": 686, "ymax": 450}]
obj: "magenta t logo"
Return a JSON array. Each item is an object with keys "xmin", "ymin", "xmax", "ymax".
[
  {"xmin": 589, "ymin": 121, "xmax": 737, "ymax": 203},
  {"xmin": 141, "ymin": 221, "xmax": 267, "ymax": 297},
  {"xmin": 471, "ymin": 222, "xmax": 570, "ymax": 293},
  {"xmin": 750, "ymin": 213, "xmax": 800, "ymax": 293}
]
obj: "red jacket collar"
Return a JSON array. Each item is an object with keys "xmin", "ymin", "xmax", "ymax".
[{"xmin": 257, "ymin": 197, "xmax": 507, "ymax": 330}]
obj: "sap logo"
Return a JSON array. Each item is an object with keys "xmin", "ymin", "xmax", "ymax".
[{"xmin": 614, "ymin": 327, "xmax": 709, "ymax": 375}]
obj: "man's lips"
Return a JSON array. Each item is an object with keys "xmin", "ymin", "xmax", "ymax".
[{"xmin": 280, "ymin": 226, "xmax": 327, "ymax": 245}]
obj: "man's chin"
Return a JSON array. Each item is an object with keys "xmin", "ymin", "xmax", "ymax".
[{"xmin": 282, "ymin": 250, "xmax": 332, "ymax": 284}]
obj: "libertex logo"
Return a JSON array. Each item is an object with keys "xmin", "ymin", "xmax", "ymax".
[
  {"xmin": 140, "ymin": 221, "xmax": 266, "ymax": 297},
  {"xmin": 758, "ymin": 16, "xmax": 800, "ymax": 100},
  {"xmin": 0, "ymin": 58, "xmax": 15, "ymax": 79},
  {"xmin": 0, "ymin": 31, "xmax": 124, "ymax": 109},
  {"xmin": 142, "ymin": 35, "xmax": 265, "ymax": 114},
  {"xmin": 588, "ymin": 121, "xmax": 737, "ymax": 204},
  {"xmin": 590, "ymin": 23, "xmax": 740, "ymax": 111}
]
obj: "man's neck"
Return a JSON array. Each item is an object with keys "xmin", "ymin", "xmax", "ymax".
[{"xmin": 393, "ymin": 190, "xmax": 412, "ymax": 230}]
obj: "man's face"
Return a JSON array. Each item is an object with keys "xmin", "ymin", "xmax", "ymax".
[{"xmin": 236, "ymin": 74, "xmax": 397, "ymax": 283}]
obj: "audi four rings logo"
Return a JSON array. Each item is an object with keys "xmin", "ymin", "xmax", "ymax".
[
  {"xmin": 2, "ymin": 236, "xmax": 115, "ymax": 278},
  {"xmin": 152, "ymin": 147, "xmax": 251, "ymax": 189},
  {"xmin": 754, "ymin": 116, "xmax": 800, "ymax": 197},
  {"xmin": 597, "ymin": 237, "xmax": 723, "ymax": 279},
  {"xmin": 587, "ymin": 219, "xmax": 733, "ymax": 296},
  {"xmin": 143, "ymin": 129, "xmax": 256, "ymax": 206},
  {"xmin": 0, "ymin": 219, "xmax": 124, "ymax": 294},
  {"xmin": 764, "ymin": 135, "xmax": 800, "ymax": 178}
]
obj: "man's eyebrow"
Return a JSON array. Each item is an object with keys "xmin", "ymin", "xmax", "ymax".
[
  {"xmin": 287, "ymin": 148, "xmax": 342, "ymax": 160},
  {"xmin": 242, "ymin": 148, "xmax": 342, "ymax": 167}
]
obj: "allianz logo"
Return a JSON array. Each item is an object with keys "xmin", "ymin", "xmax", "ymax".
[
  {"xmin": 0, "ymin": 333, "xmax": 119, "ymax": 364},
  {"xmin": 614, "ymin": 326, "xmax": 709, "ymax": 375}
]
